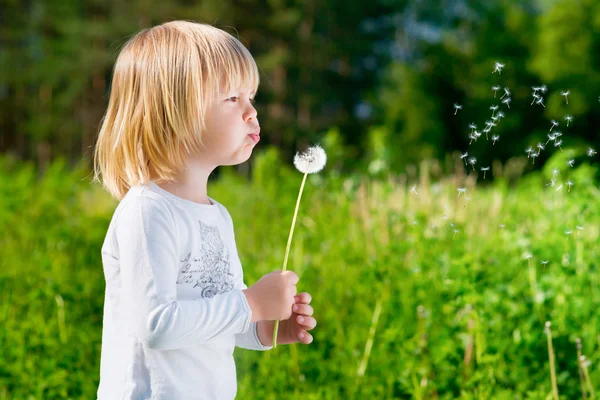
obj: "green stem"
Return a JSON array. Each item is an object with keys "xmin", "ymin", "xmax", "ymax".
[{"xmin": 273, "ymin": 173, "xmax": 308, "ymax": 348}]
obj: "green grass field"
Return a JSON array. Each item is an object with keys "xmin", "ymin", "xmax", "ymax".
[{"xmin": 1, "ymin": 149, "xmax": 599, "ymax": 399}]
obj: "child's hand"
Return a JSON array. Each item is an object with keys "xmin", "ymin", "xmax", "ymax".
[{"xmin": 258, "ymin": 292, "xmax": 317, "ymax": 346}]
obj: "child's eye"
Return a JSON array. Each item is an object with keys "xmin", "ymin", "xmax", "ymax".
[{"xmin": 227, "ymin": 96, "xmax": 239, "ymax": 102}]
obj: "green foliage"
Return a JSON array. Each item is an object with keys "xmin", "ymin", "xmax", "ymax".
[{"xmin": 1, "ymin": 155, "xmax": 599, "ymax": 399}]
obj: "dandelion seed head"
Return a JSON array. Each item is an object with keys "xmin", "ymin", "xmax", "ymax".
[
  {"xmin": 588, "ymin": 147, "xmax": 597, "ymax": 157},
  {"xmin": 293, "ymin": 145, "xmax": 327, "ymax": 174},
  {"xmin": 541, "ymin": 260, "xmax": 549, "ymax": 265}
]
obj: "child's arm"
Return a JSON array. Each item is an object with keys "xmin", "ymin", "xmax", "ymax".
[
  {"xmin": 235, "ymin": 282, "xmax": 272, "ymax": 351},
  {"xmin": 116, "ymin": 196, "xmax": 254, "ymax": 350}
]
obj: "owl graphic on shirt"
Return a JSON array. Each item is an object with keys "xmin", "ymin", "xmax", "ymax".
[{"xmin": 180, "ymin": 220, "xmax": 234, "ymax": 298}]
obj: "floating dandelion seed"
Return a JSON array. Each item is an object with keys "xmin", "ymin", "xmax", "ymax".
[
  {"xmin": 460, "ymin": 152, "xmax": 469, "ymax": 165},
  {"xmin": 540, "ymin": 84, "xmax": 547, "ymax": 93},
  {"xmin": 537, "ymin": 142, "xmax": 545, "ymax": 156},
  {"xmin": 567, "ymin": 180, "xmax": 574, "ymax": 192},
  {"xmin": 499, "ymin": 223, "xmax": 506, "ymax": 230},
  {"xmin": 531, "ymin": 93, "xmax": 541, "ymax": 105},
  {"xmin": 524, "ymin": 253, "xmax": 533, "ymax": 260},
  {"xmin": 531, "ymin": 153, "xmax": 538, "ymax": 164},
  {"xmin": 492, "ymin": 135, "xmax": 500, "ymax": 145},
  {"xmin": 565, "ymin": 230, "xmax": 572, "ymax": 236},
  {"xmin": 481, "ymin": 166, "xmax": 490, "ymax": 179},
  {"xmin": 555, "ymin": 183, "xmax": 563, "ymax": 192},
  {"xmin": 410, "ymin": 185, "xmax": 418, "ymax": 195},
  {"xmin": 576, "ymin": 226, "xmax": 584, "ymax": 235},
  {"xmin": 469, "ymin": 133, "xmax": 477, "ymax": 145},
  {"xmin": 564, "ymin": 115, "xmax": 573, "ymax": 127},
  {"xmin": 588, "ymin": 147, "xmax": 597, "ymax": 157},
  {"xmin": 469, "ymin": 157, "xmax": 477, "ymax": 171},
  {"xmin": 545, "ymin": 179, "xmax": 556, "ymax": 187},
  {"xmin": 554, "ymin": 140, "xmax": 563, "ymax": 151},
  {"xmin": 553, "ymin": 131, "xmax": 562, "ymax": 139},
  {"xmin": 490, "ymin": 105, "xmax": 499, "ymax": 117},
  {"xmin": 468, "ymin": 123, "xmax": 477, "ymax": 132},
  {"xmin": 536, "ymin": 97, "xmax": 545, "ymax": 107},
  {"xmin": 501, "ymin": 87, "xmax": 511, "ymax": 99},
  {"xmin": 541, "ymin": 260, "xmax": 549, "ymax": 265},
  {"xmin": 497, "ymin": 111, "xmax": 505, "ymax": 119},
  {"xmin": 492, "ymin": 86, "xmax": 501, "ymax": 97},
  {"xmin": 567, "ymin": 159, "xmax": 575, "ymax": 168},
  {"xmin": 545, "ymin": 134, "xmax": 556, "ymax": 145},
  {"xmin": 457, "ymin": 187, "xmax": 467, "ymax": 197},
  {"xmin": 550, "ymin": 120, "xmax": 559, "ymax": 131},
  {"xmin": 526, "ymin": 146, "xmax": 534, "ymax": 158},
  {"xmin": 552, "ymin": 168, "xmax": 559, "ymax": 176},
  {"xmin": 273, "ymin": 144, "xmax": 326, "ymax": 348},
  {"xmin": 454, "ymin": 103, "xmax": 462, "ymax": 115},
  {"xmin": 561, "ymin": 90, "xmax": 570, "ymax": 104},
  {"xmin": 493, "ymin": 61, "xmax": 505, "ymax": 74},
  {"xmin": 502, "ymin": 97, "xmax": 511, "ymax": 108}
]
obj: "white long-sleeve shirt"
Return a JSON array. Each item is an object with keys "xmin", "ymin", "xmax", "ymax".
[{"xmin": 97, "ymin": 181, "xmax": 271, "ymax": 400}]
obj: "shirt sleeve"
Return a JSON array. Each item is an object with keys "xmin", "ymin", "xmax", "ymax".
[
  {"xmin": 234, "ymin": 282, "xmax": 273, "ymax": 351},
  {"xmin": 115, "ymin": 195, "xmax": 253, "ymax": 350},
  {"xmin": 217, "ymin": 204, "xmax": 273, "ymax": 351}
]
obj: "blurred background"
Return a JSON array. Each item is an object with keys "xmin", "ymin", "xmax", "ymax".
[{"xmin": 1, "ymin": 0, "xmax": 599, "ymax": 399}]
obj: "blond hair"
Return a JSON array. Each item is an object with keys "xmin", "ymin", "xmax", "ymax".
[{"xmin": 93, "ymin": 20, "xmax": 259, "ymax": 200}]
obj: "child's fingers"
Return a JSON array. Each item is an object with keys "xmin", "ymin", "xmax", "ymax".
[
  {"xmin": 292, "ymin": 303, "xmax": 314, "ymax": 316},
  {"xmin": 294, "ymin": 292, "xmax": 312, "ymax": 304},
  {"xmin": 296, "ymin": 315, "xmax": 317, "ymax": 330},
  {"xmin": 297, "ymin": 330, "xmax": 313, "ymax": 344}
]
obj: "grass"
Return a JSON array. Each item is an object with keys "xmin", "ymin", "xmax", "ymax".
[{"xmin": 0, "ymin": 150, "xmax": 599, "ymax": 399}]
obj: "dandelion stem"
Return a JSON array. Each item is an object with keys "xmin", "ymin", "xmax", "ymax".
[
  {"xmin": 546, "ymin": 322, "xmax": 560, "ymax": 400},
  {"xmin": 357, "ymin": 294, "xmax": 384, "ymax": 378},
  {"xmin": 272, "ymin": 172, "xmax": 308, "ymax": 348}
]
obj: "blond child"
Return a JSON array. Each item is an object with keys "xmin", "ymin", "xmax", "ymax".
[{"xmin": 93, "ymin": 20, "xmax": 317, "ymax": 400}]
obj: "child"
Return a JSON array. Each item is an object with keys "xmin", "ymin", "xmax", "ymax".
[{"xmin": 93, "ymin": 20, "xmax": 317, "ymax": 399}]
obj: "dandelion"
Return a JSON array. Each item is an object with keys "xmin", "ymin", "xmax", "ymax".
[
  {"xmin": 481, "ymin": 166, "xmax": 490, "ymax": 179},
  {"xmin": 540, "ymin": 84, "xmax": 548, "ymax": 93},
  {"xmin": 545, "ymin": 134, "xmax": 556, "ymax": 145},
  {"xmin": 469, "ymin": 157, "xmax": 477, "ymax": 171},
  {"xmin": 526, "ymin": 146, "xmax": 534, "ymax": 158},
  {"xmin": 536, "ymin": 97, "xmax": 545, "ymax": 107},
  {"xmin": 492, "ymin": 61, "xmax": 505, "ymax": 74},
  {"xmin": 546, "ymin": 179, "xmax": 556, "ymax": 187},
  {"xmin": 565, "ymin": 229, "xmax": 572, "ymax": 236},
  {"xmin": 576, "ymin": 226, "xmax": 584, "ymax": 235},
  {"xmin": 541, "ymin": 260, "xmax": 549, "ymax": 266},
  {"xmin": 490, "ymin": 104, "xmax": 499, "ymax": 114},
  {"xmin": 468, "ymin": 123, "xmax": 477, "ymax": 132},
  {"xmin": 501, "ymin": 87, "xmax": 511, "ymax": 99},
  {"xmin": 460, "ymin": 152, "xmax": 469, "ymax": 165},
  {"xmin": 567, "ymin": 159, "xmax": 575, "ymax": 168},
  {"xmin": 550, "ymin": 120, "xmax": 559, "ymax": 131},
  {"xmin": 537, "ymin": 143, "xmax": 545, "ymax": 156},
  {"xmin": 468, "ymin": 133, "xmax": 477, "ymax": 145},
  {"xmin": 564, "ymin": 115, "xmax": 573, "ymax": 127},
  {"xmin": 567, "ymin": 180, "xmax": 574, "ymax": 192},
  {"xmin": 524, "ymin": 252, "xmax": 533, "ymax": 260},
  {"xmin": 588, "ymin": 147, "xmax": 597, "ymax": 157},
  {"xmin": 502, "ymin": 97, "xmax": 511, "ymax": 108},
  {"xmin": 410, "ymin": 185, "xmax": 418, "ymax": 195},
  {"xmin": 554, "ymin": 140, "xmax": 563, "ymax": 151},
  {"xmin": 553, "ymin": 131, "xmax": 563, "ymax": 139},
  {"xmin": 497, "ymin": 111, "xmax": 505, "ymax": 119},
  {"xmin": 492, "ymin": 135, "xmax": 500, "ymax": 145},
  {"xmin": 561, "ymin": 90, "xmax": 570, "ymax": 104},
  {"xmin": 272, "ymin": 145, "xmax": 326, "ymax": 348},
  {"xmin": 531, "ymin": 153, "xmax": 538, "ymax": 164},
  {"xmin": 492, "ymin": 85, "xmax": 501, "ymax": 97},
  {"xmin": 454, "ymin": 103, "xmax": 462, "ymax": 115},
  {"xmin": 457, "ymin": 187, "xmax": 467, "ymax": 197}
]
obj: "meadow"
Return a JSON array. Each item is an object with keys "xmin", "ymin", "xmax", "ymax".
[{"xmin": 0, "ymin": 147, "xmax": 599, "ymax": 399}]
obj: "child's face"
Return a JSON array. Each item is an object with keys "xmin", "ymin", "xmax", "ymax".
[{"xmin": 197, "ymin": 87, "xmax": 260, "ymax": 166}]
